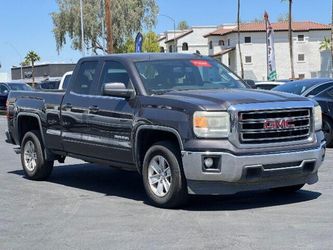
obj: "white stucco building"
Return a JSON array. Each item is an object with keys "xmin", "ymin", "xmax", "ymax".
[
  {"xmin": 159, "ymin": 26, "xmax": 217, "ymax": 55},
  {"xmin": 0, "ymin": 72, "xmax": 9, "ymax": 82},
  {"xmin": 204, "ymin": 21, "xmax": 332, "ymax": 80}
]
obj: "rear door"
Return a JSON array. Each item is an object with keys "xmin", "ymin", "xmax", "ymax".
[
  {"xmin": 82, "ymin": 60, "xmax": 137, "ymax": 165},
  {"xmin": 61, "ymin": 60, "xmax": 101, "ymax": 156}
]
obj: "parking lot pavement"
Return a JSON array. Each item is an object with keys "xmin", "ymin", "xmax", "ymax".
[{"xmin": 0, "ymin": 116, "xmax": 333, "ymax": 250}]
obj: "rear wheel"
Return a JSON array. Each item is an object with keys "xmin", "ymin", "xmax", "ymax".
[
  {"xmin": 270, "ymin": 184, "xmax": 304, "ymax": 193},
  {"xmin": 142, "ymin": 141, "xmax": 188, "ymax": 208},
  {"xmin": 322, "ymin": 117, "xmax": 333, "ymax": 147},
  {"xmin": 21, "ymin": 130, "xmax": 54, "ymax": 180}
]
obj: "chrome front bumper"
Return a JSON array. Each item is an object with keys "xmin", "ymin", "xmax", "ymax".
[{"xmin": 181, "ymin": 142, "xmax": 326, "ymax": 195}]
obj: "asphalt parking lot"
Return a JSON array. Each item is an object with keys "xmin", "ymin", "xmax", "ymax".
[{"xmin": 0, "ymin": 116, "xmax": 332, "ymax": 250}]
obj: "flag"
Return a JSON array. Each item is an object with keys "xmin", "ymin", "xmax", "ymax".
[
  {"xmin": 135, "ymin": 32, "xmax": 143, "ymax": 53},
  {"xmin": 264, "ymin": 12, "xmax": 277, "ymax": 81}
]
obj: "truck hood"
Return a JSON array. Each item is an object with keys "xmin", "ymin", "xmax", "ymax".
[{"xmin": 159, "ymin": 88, "xmax": 311, "ymax": 110}]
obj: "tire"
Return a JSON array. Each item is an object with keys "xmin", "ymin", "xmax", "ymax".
[
  {"xmin": 322, "ymin": 116, "xmax": 333, "ymax": 147},
  {"xmin": 142, "ymin": 141, "xmax": 188, "ymax": 208},
  {"xmin": 21, "ymin": 130, "xmax": 54, "ymax": 180},
  {"xmin": 270, "ymin": 184, "xmax": 305, "ymax": 193}
]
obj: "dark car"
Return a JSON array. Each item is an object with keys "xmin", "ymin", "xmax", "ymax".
[
  {"xmin": 35, "ymin": 79, "xmax": 61, "ymax": 90},
  {"xmin": 273, "ymin": 78, "xmax": 333, "ymax": 145},
  {"xmin": 0, "ymin": 82, "xmax": 32, "ymax": 110}
]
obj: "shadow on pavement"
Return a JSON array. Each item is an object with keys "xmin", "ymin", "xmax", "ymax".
[{"xmin": 9, "ymin": 163, "xmax": 321, "ymax": 211}]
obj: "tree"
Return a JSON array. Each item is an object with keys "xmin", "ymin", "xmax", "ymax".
[
  {"xmin": 177, "ymin": 21, "xmax": 189, "ymax": 30},
  {"xmin": 24, "ymin": 51, "xmax": 40, "ymax": 87},
  {"xmin": 282, "ymin": 0, "xmax": 295, "ymax": 79},
  {"xmin": 143, "ymin": 31, "xmax": 160, "ymax": 52},
  {"xmin": 331, "ymin": 0, "xmax": 333, "ymax": 76},
  {"xmin": 237, "ymin": 0, "xmax": 244, "ymax": 78},
  {"xmin": 320, "ymin": 37, "xmax": 331, "ymax": 50},
  {"xmin": 51, "ymin": 0, "xmax": 159, "ymax": 54},
  {"xmin": 277, "ymin": 13, "xmax": 289, "ymax": 22}
]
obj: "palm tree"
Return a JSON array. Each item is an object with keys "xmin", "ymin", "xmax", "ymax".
[
  {"xmin": 331, "ymin": 0, "xmax": 333, "ymax": 76},
  {"xmin": 24, "ymin": 51, "xmax": 41, "ymax": 87},
  {"xmin": 282, "ymin": 0, "xmax": 295, "ymax": 79},
  {"xmin": 320, "ymin": 37, "xmax": 331, "ymax": 51},
  {"xmin": 237, "ymin": 0, "xmax": 244, "ymax": 78}
]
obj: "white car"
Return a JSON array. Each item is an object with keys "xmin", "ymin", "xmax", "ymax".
[{"xmin": 58, "ymin": 71, "xmax": 73, "ymax": 90}]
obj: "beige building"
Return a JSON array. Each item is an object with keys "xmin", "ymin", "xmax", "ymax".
[
  {"xmin": 159, "ymin": 26, "xmax": 217, "ymax": 55},
  {"xmin": 204, "ymin": 21, "xmax": 332, "ymax": 80}
]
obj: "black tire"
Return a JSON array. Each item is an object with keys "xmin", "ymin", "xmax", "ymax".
[
  {"xmin": 322, "ymin": 116, "xmax": 333, "ymax": 147},
  {"xmin": 270, "ymin": 184, "xmax": 305, "ymax": 193},
  {"xmin": 21, "ymin": 130, "xmax": 54, "ymax": 180},
  {"xmin": 142, "ymin": 141, "xmax": 188, "ymax": 208}
]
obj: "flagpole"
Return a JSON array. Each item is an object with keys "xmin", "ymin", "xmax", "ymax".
[{"xmin": 264, "ymin": 11, "xmax": 269, "ymax": 80}]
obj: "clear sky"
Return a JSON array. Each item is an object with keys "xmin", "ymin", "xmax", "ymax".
[{"xmin": 0, "ymin": 0, "xmax": 331, "ymax": 75}]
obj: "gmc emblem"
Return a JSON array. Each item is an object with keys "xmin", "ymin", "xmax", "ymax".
[{"xmin": 263, "ymin": 119, "xmax": 295, "ymax": 129}]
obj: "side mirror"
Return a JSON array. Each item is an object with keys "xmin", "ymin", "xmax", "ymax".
[
  {"xmin": 103, "ymin": 82, "xmax": 135, "ymax": 99},
  {"xmin": 243, "ymin": 79, "xmax": 256, "ymax": 89}
]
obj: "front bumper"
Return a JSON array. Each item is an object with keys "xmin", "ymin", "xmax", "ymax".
[{"xmin": 181, "ymin": 141, "xmax": 326, "ymax": 195}]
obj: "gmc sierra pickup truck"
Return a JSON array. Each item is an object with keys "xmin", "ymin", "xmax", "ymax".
[{"xmin": 5, "ymin": 53, "xmax": 326, "ymax": 208}]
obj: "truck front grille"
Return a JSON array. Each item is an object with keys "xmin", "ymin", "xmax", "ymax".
[{"xmin": 239, "ymin": 109, "xmax": 311, "ymax": 144}]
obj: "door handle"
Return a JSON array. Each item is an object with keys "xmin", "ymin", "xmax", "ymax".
[
  {"xmin": 63, "ymin": 103, "xmax": 73, "ymax": 110},
  {"xmin": 89, "ymin": 105, "xmax": 100, "ymax": 113}
]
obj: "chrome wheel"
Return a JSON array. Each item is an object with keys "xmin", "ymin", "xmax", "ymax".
[
  {"xmin": 148, "ymin": 155, "xmax": 172, "ymax": 197},
  {"xmin": 23, "ymin": 140, "xmax": 37, "ymax": 172}
]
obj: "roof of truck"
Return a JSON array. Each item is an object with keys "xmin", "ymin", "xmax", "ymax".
[{"xmin": 80, "ymin": 53, "xmax": 208, "ymax": 62}]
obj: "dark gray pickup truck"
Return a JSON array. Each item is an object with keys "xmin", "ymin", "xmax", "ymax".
[{"xmin": 5, "ymin": 53, "xmax": 326, "ymax": 208}]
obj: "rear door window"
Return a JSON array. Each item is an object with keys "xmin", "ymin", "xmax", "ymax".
[{"xmin": 71, "ymin": 61, "xmax": 99, "ymax": 95}]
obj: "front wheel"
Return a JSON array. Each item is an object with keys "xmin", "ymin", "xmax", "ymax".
[
  {"xmin": 21, "ymin": 130, "xmax": 54, "ymax": 180},
  {"xmin": 322, "ymin": 117, "xmax": 333, "ymax": 147},
  {"xmin": 142, "ymin": 141, "xmax": 188, "ymax": 208}
]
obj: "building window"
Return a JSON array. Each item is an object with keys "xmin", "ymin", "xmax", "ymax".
[
  {"xmin": 244, "ymin": 36, "xmax": 252, "ymax": 43},
  {"xmin": 228, "ymin": 39, "xmax": 230, "ymax": 46},
  {"xmin": 209, "ymin": 41, "xmax": 213, "ymax": 49},
  {"xmin": 298, "ymin": 54, "xmax": 305, "ymax": 62},
  {"xmin": 298, "ymin": 35, "xmax": 305, "ymax": 42},
  {"xmin": 169, "ymin": 45, "xmax": 173, "ymax": 53},
  {"xmin": 160, "ymin": 47, "xmax": 165, "ymax": 53},
  {"xmin": 298, "ymin": 74, "xmax": 305, "ymax": 79},
  {"xmin": 245, "ymin": 56, "xmax": 252, "ymax": 64},
  {"xmin": 218, "ymin": 40, "xmax": 224, "ymax": 46},
  {"xmin": 182, "ymin": 42, "xmax": 189, "ymax": 51}
]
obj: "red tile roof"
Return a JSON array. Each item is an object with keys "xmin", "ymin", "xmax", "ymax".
[
  {"xmin": 204, "ymin": 21, "xmax": 331, "ymax": 37},
  {"xmin": 165, "ymin": 30, "xmax": 194, "ymax": 43}
]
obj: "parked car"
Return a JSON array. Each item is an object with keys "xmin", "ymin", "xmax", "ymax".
[
  {"xmin": 35, "ymin": 78, "xmax": 61, "ymax": 90},
  {"xmin": 273, "ymin": 78, "xmax": 333, "ymax": 145},
  {"xmin": 5, "ymin": 54, "xmax": 325, "ymax": 208},
  {"xmin": 255, "ymin": 81, "xmax": 285, "ymax": 90},
  {"xmin": 58, "ymin": 71, "xmax": 73, "ymax": 90},
  {"xmin": 0, "ymin": 82, "xmax": 32, "ymax": 110}
]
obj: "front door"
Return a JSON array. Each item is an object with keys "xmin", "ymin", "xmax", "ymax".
[{"xmin": 83, "ymin": 60, "xmax": 137, "ymax": 165}]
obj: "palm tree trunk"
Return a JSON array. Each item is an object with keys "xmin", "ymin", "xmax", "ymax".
[
  {"xmin": 32, "ymin": 61, "xmax": 35, "ymax": 88},
  {"xmin": 331, "ymin": 0, "xmax": 333, "ymax": 76},
  {"xmin": 237, "ymin": 0, "xmax": 244, "ymax": 78},
  {"xmin": 288, "ymin": 0, "xmax": 295, "ymax": 79}
]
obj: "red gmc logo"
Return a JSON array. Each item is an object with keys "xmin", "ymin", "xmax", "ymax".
[{"xmin": 263, "ymin": 119, "xmax": 295, "ymax": 129}]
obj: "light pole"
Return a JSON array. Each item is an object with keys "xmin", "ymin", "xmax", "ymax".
[
  {"xmin": 5, "ymin": 42, "xmax": 23, "ymax": 79},
  {"xmin": 80, "ymin": 0, "xmax": 85, "ymax": 56},
  {"xmin": 159, "ymin": 14, "xmax": 176, "ymax": 52},
  {"xmin": 99, "ymin": 0, "xmax": 106, "ymax": 54}
]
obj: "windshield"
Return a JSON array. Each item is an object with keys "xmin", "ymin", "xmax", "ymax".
[
  {"xmin": 8, "ymin": 83, "xmax": 32, "ymax": 91},
  {"xmin": 273, "ymin": 81, "xmax": 317, "ymax": 95},
  {"xmin": 136, "ymin": 59, "xmax": 246, "ymax": 95}
]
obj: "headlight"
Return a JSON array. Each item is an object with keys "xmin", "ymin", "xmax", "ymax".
[
  {"xmin": 314, "ymin": 105, "xmax": 322, "ymax": 131},
  {"xmin": 193, "ymin": 111, "xmax": 230, "ymax": 138}
]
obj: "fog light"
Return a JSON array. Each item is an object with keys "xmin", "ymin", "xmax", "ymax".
[{"xmin": 204, "ymin": 157, "xmax": 214, "ymax": 168}]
